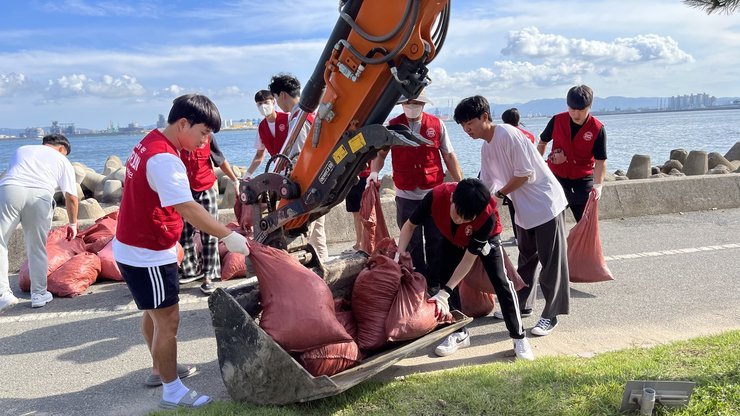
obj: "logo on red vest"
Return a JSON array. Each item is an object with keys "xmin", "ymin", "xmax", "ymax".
[
  {"xmin": 426, "ymin": 127, "xmax": 437, "ymax": 138},
  {"xmin": 278, "ymin": 123, "xmax": 286, "ymax": 132},
  {"xmin": 465, "ymin": 225, "xmax": 473, "ymax": 236},
  {"xmin": 583, "ymin": 131, "xmax": 594, "ymax": 141}
]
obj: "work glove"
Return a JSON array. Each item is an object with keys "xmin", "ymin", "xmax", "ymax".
[
  {"xmin": 427, "ymin": 288, "xmax": 451, "ymax": 318},
  {"xmin": 365, "ymin": 171, "xmax": 379, "ymax": 189},
  {"xmin": 66, "ymin": 223, "xmax": 77, "ymax": 241},
  {"xmin": 592, "ymin": 183, "xmax": 603, "ymax": 200},
  {"xmin": 222, "ymin": 231, "xmax": 250, "ymax": 256}
]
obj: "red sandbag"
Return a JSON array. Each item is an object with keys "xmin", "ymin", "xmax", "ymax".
[
  {"xmin": 359, "ymin": 184, "xmax": 390, "ymax": 254},
  {"xmin": 351, "ymin": 253, "xmax": 402, "ymax": 350},
  {"xmin": 220, "ymin": 252, "xmax": 246, "ymax": 280},
  {"xmin": 502, "ymin": 246, "xmax": 527, "ymax": 291},
  {"xmin": 373, "ymin": 237, "xmax": 398, "ymax": 259},
  {"xmin": 567, "ymin": 193, "xmax": 614, "ymax": 283},
  {"xmin": 19, "ymin": 232, "xmax": 86, "ymax": 292},
  {"xmin": 218, "ymin": 240, "xmax": 228, "ymax": 259},
  {"xmin": 334, "ymin": 299, "xmax": 358, "ymax": 340},
  {"xmin": 298, "ymin": 340, "xmax": 361, "ymax": 377},
  {"xmin": 459, "ymin": 279, "xmax": 496, "ymax": 318},
  {"xmin": 47, "ymin": 252, "xmax": 101, "ymax": 297},
  {"xmin": 462, "ymin": 248, "xmax": 527, "ymax": 294},
  {"xmin": 233, "ymin": 195, "xmax": 253, "ymax": 236},
  {"xmin": 18, "ymin": 261, "xmax": 30, "ymax": 292},
  {"xmin": 386, "ymin": 254, "xmax": 453, "ymax": 342},
  {"xmin": 79, "ymin": 217, "xmax": 117, "ymax": 254},
  {"xmin": 250, "ymin": 242, "xmax": 352, "ymax": 352},
  {"xmin": 97, "ymin": 240, "xmax": 122, "ymax": 281}
]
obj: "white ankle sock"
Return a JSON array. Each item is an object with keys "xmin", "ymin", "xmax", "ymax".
[{"xmin": 162, "ymin": 378, "xmax": 209, "ymax": 406}]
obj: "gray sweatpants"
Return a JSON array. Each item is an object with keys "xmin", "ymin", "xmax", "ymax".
[
  {"xmin": 0, "ymin": 185, "xmax": 54, "ymax": 296},
  {"xmin": 515, "ymin": 211, "xmax": 570, "ymax": 319}
]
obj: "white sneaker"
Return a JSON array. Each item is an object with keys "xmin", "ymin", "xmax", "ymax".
[
  {"xmin": 31, "ymin": 291, "xmax": 53, "ymax": 308},
  {"xmin": 0, "ymin": 291, "xmax": 19, "ymax": 313},
  {"xmin": 513, "ymin": 338, "xmax": 534, "ymax": 361},
  {"xmin": 434, "ymin": 328, "xmax": 470, "ymax": 357}
]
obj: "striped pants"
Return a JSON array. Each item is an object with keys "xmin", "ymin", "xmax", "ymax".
[{"xmin": 178, "ymin": 187, "xmax": 220, "ymax": 280}]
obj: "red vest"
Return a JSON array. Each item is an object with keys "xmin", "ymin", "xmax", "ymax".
[
  {"xmin": 430, "ymin": 183, "xmax": 502, "ymax": 248},
  {"xmin": 258, "ymin": 112, "xmax": 289, "ymax": 156},
  {"xmin": 388, "ymin": 113, "xmax": 445, "ymax": 190},
  {"xmin": 517, "ymin": 126, "xmax": 536, "ymax": 144},
  {"xmin": 117, "ymin": 130, "xmax": 183, "ymax": 250},
  {"xmin": 547, "ymin": 112, "xmax": 603, "ymax": 179},
  {"xmin": 180, "ymin": 136, "xmax": 217, "ymax": 192}
]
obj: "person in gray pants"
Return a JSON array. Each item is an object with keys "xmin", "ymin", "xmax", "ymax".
[{"xmin": 0, "ymin": 134, "xmax": 79, "ymax": 312}]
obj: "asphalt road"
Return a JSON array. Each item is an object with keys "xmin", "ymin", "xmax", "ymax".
[{"xmin": 1, "ymin": 208, "xmax": 738, "ymax": 416}]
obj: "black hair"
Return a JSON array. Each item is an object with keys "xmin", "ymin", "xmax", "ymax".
[
  {"xmin": 501, "ymin": 108, "xmax": 521, "ymax": 127},
  {"xmin": 254, "ymin": 89, "xmax": 274, "ymax": 103},
  {"xmin": 566, "ymin": 85, "xmax": 593, "ymax": 110},
  {"xmin": 167, "ymin": 94, "xmax": 221, "ymax": 133},
  {"xmin": 268, "ymin": 73, "xmax": 301, "ymax": 98},
  {"xmin": 454, "ymin": 95, "xmax": 490, "ymax": 124},
  {"xmin": 452, "ymin": 178, "xmax": 491, "ymax": 221},
  {"xmin": 42, "ymin": 133, "xmax": 71, "ymax": 155}
]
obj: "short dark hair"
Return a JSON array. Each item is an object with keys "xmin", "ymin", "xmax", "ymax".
[
  {"xmin": 254, "ymin": 89, "xmax": 274, "ymax": 103},
  {"xmin": 501, "ymin": 108, "xmax": 521, "ymax": 127},
  {"xmin": 167, "ymin": 94, "xmax": 221, "ymax": 133},
  {"xmin": 566, "ymin": 85, "xmax": 593, "ymax": 110},
  {"xmin": 452, "ymin": 178, "xmax": 491, "ymax": 221},
  {"xmin": 454, "ymin": 95, "xmax": 490, "ymax": 124},
  {"xmin": 268, "ymin": 73, "xmax": 301, "ymax": 98},
  {"xmin": 42, "ymin": 133, "xmax": 71, "ymax": 155}
]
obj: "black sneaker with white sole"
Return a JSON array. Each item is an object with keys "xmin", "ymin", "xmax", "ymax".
[
  {"xmin": 531, "ymin": 316, "xmax": 558, "ymax": 336},
  {"xmin": 200, "ymin": 282, "xmax": 216, "ymax": 295},
  {"xmin": 179, "ymin": 273, "xmax": 204, "ymax": 284}
]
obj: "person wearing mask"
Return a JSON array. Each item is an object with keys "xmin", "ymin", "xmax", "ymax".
[
  {"xmin": 243, "ymin": 90, "xmax": 290, "ymax": 179},
  {"xmin": 537, "ymin": 85, "xmax": 607, "ymax": 222},
  {"xmin": 369, "ymin": 90, "xmax": 463, "ymax": 289},
  {"xmin": 500, "ymin": 108, "xmax": 536, "ymax": 245},
  {"xmin": 0, "ymin": 134, "xmax": 78, "ymax": 312}
]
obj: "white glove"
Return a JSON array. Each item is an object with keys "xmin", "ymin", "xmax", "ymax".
[
  {"xmin": 222, "ymin": 231, "xmax": 250, "ymax": 256},
  {"xmin": 427, "ymin": 288, "xmax": 451, "ymax": 317},
  {"xmin": 393, "ymin": 251, "xmax": 401, "ymax": 263},
  {"xmin": 366, "ymin": 171, "xmax": 379, "ymax": 188},
  {"xmin": 592, "ymin": 183, "xmax": 603, "ymax": 200},
  {"xmin": 66, "ymin": 223, "xmax": 77, "ymax": 241}
]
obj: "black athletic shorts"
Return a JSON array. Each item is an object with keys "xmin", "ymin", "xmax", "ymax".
[
  {"xmin": 345, "ymin": 177, "xmax": 367, "ymax": 213},
  {"xmin": 118, "ymin": 262, "xmax": 179, "ymax": 310}
]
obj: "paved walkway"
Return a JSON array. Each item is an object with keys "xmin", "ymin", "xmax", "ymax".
[{"xmin": 1, "ymin": 208, "xmax": 738, "ymax": 415}]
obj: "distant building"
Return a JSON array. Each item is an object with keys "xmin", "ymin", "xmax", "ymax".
[
  {"xmin": 659, "ymin": 93, "xmax": 716, "ymax": 111},
  {"xmin": 23, "ymin": 127, "xmax": 44, "ymax": 139},
  {"xmin": 157, "ymin": 114, "xmax": 166, "ymax": 129}
]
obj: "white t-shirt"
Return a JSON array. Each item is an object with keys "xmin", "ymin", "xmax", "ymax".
[
  {"xmin": 112, "ymin": 153, "xmax": 194, "ymax": 267},
  {"xmin": 254, "ymin": 121, "xmax": 276, "ymax": 151},
  {"xmin": 479, "ymin": 123, "xmax": 567, "ymax": 230},
  {"xmin": 395, "ymin": 119, "xmax": 455, "ymax": 201},
  {"xmin": 281, "ymin": 104, "xmax": 312, "ymax": 160},
  {"xmin": 0, "ymin": 145, "xmax": 76, "ymax": 196}
]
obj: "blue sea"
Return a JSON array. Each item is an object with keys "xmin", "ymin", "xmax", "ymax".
[{"xmin": 2, "ymin": 109, "xmax": 739, "ymax": 177}]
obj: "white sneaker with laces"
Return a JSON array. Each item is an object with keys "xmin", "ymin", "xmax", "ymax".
[
  {"xmin": 531, "ymin": 316, "xmax": 558, "ymax": 336},
  {"xmin": 434, "ymin": 328, "xmax": 470, "ymax": 357},
  {"xmin": 0, "ymin": 291, "xmax": 19, "ymax": 313},
  {"xmin": 513, "ymin": 338, "xmax": 534, "ymax": 361},
  {"xmin": 31, "ymin": 291, "xmax": 53, "ymax": 308}
]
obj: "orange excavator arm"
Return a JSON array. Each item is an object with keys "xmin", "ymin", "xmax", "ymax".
[{"xmin": 239, "ymin": 0, "xmax": 451, "ymax": 260}]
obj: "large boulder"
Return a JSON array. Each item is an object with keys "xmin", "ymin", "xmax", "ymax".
[
  {"xmin": 661, "ymin": 159, "xmax": 683, "ymax": 174},
  {"xmin": 101, "ymin": 180, "xmax": 123, "ymax": 203},
  {"xmin": 603, "ymin": 173, "xmax": 616, "ymax": 182},
  {"xmin": 614, "ymin": 169, "xmax": 627, "ymax": 177},
  {"xmin": 73, "ymin": 165, "xmax": 87, "ymax": 184},
  {"xmin": 614, "ymin": 175, "xmax": 629, "ymax": 181},
  {"xmin": 81, "ymin": 172, "xmax": 106, "ymax": 194},
  {"xmin": 724, "ymin": 141, "xmax": 740, "ymax": 162},
  {"xmin": 53, "ymin": 207, "xmax": 68, "ymax": 223},
  {"xmin": 708, "ymin": 165, "xmax": 731, "ymax": 175},
  {"xmin": 102, "ymin": 155, "xmax": 122, "ymax": 176},
  {"xmin": 707, "ymin": 152, "xmax": 734, "ymax": 170},
  {"xmin": 626, "ymin": 154, "xmax": 651, "ymax": 179},
  {"xmin": 668, "ymin": 168, "xmax": 685, "ymax": 177},
  {"xmin": 219, "ymin": 180, "xmax": 237, "ymax": 209},
  {"xmin": 669, "ymin": 148, "xmax": 689, "ymax": 165},
  {"xmin": 651, "ymin": 166, "xmax": 661, "ymax": 175},
  {"xmin": 683, "ymin": 151, "xmax": 708, "ymax": 176},
  {"xmin": 108, "ymin": 167, "xmax": 126, "ymax": 183},
  {"xmin": 78, "ymin": 199, "xmax": 105, "ymax": 220},
  {"xmin": 650, "ymin": 172, "xmax": 669, "ymax": 179}
]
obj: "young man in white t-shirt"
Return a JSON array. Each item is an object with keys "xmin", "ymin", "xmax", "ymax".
[
  {"xmin": 454, "ymin": 95, "xmax": 570, "ymax": 338},
  {"xmin": 0, "ymin": 134, "xmax": 79, "ymax": 312}
]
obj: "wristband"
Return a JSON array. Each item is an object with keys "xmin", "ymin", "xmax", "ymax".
[{"xmin": 443, "ymin": 285, "xmax": 455, "ymax": 294}]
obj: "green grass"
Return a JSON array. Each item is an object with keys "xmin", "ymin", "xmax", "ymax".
[{"xmin": 152, "ymin": 331, "xmax": 739, "ymax": 416}]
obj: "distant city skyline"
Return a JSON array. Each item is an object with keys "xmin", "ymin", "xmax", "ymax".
[{"xmin": 1, "ymin": 1, "xmax": 739, "ymax": 129}]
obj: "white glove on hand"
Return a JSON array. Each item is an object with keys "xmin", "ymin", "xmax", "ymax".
[
  {"xmin": 222, "ymin": 231, "xmax": 250, "ymax": 256},
  {"xmin": 427, "ymin": 289, "xmax": 451, "ymax": 317},
  {"xmin": 66, "ymin": 223, "xmax": 77, "ymax": 241},
  {"xmin": 365, "ymin": 171, "xmax": 379, "ymax": 189},
  {"xmin": 592, "ymin": 183, "xmax": 603, "ymax": 200}
]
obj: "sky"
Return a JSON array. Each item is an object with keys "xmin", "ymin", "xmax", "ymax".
[{"xmin": 1, "ymin": 0, "xmax": 738, "ymax": 129}]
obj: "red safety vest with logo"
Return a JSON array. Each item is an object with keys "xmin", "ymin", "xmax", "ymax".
[
  {"xmin": 117, "ymin": 129, "xmax": 184, "ymax": 250},
  {"xmin": 388, "ymin": 113, "xmax": 445, "ymax": 191},
  {"xmin": 180, "ymin": 136, "xmax": 217, "ymax": 192},
  {"xmin": 517, "ymin": 126, "xmax": 536, "ymax": 144},
  {"xmin": 258, "ymin": 112, "xmax": 290, "ymax": 156},
  {"xmin": 547, "ymin": 112, "xmax": 603, "ymax": 179},
  {"xmin": 430, "ymin": 183, "xmax": 502, "ymax": 248}
]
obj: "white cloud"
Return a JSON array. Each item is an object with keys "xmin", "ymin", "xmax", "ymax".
[
  {"xmin": 39, "ymin": 0, "xmax": 157, "ymax": 17},
  {"xmin": 0, "ymin": 72, "xmax": 27, "ymax": 96},
  {"xmin": 45, "ymin": 73, "xmax": 145, "ymax": 99},
  {"xmin": 153, "ymin": 84, "xmax": 186, "ymax": 97}
]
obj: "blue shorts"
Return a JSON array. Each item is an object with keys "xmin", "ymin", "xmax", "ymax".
[{"xmin": 118, "ymin": 262, "xmax": 179, "ymax": 310}]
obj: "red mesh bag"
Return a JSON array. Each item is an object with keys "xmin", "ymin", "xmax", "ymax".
[
  {"xmin": 458, "ymin": 279, "xmax": 496, "ymax": 318},
  {"xmin": 359, "ymin": 184, "xmax": 390, "ymax": 254},
  {"xmin": 97, "ymin": 241, "xmax": 122, "ymax": 281},
  {"xmin": 250, "ymin": 242, "xmax": 352, "ymax": 352},
  {"xmin": 351, "ymin": 253, "xmax": 402, "ymax": 350},
  {"xmin": 47, "ymin": 252, "xmax": 101, "ymax": 297},
  {"xmin": 233, "ymin": 196, "xmax": 253, "ymax": 236},
  {"xmin": 220, "ymin": 252, "xmax": 247, "ymax": 280},
  {"xmin": 567, "ymin": 193, "xmax": 614, "ymax": 283},
  {"xmin": 20, "ymin": 228, "xmax": 87, "ymax": 291},
  {"xmin": 334, "ymin": 299, "xmax": 358, "ymax": 340},
  {"xmin": 298, "ymin": 340, "xmax": 361, "ymax": 377},
  {"xmin": 462, "ymin": 249, "xmax": 527, "ymax": 294},
  {"xmin": 79, "ymin": 217, "xmax": 117, "ymax": 254}
]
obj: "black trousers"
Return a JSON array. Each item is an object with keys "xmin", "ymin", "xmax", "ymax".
[
  {"xmin": 395, "ymin": 196, "xmax": 444, "ymax": 287},
  {"xmin": 555, "ymin": 175, "xmax": 593, "ymax": 222}
]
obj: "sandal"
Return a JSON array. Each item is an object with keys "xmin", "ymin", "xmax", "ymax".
[
  {"xmin": 144, "ymin": 363, "xmax": 198, "ymax": 387},
  {"xmin": 159, "ymin": 389, "xmax": 212, "ymax": 409}
]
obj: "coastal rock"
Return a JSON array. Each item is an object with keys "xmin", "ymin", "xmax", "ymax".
[
  {"xmin": 380, "ymin": 174, "xmax": 394, "ymax": 191},
  {"xmin": 730, "ymin": 161, "xmax": 740, "ymax": 171},
  {"xmin": 661, "ymin": 159, "xmax": 683, "ymax": 174},
  {"xmin": 81, "ymin": 172, "xmax": 106, "ymax": 194},
  {"xmin": 651, "ymin": 166, "xmax": 660, "ymax": 175},
  {"xmin": 53, "ymin": 207, "xmax": 68, "ymax": 223},
  {"xmin": 77, "ymin": 183, "xmax": 84, "ymax": 199},
  {"xmin": 108, "ymin": 167, "xmax": 126, "ymax": 183},
  {"xmin": 231, "ymin": 166, "xmax": 243, "ymax": 179},
  {"xmin": 101, "ymin": 180, "xmax": 123, "ymax": 203},
  {"xmin": 683, "ymin": 151, "xmax": 708, "ymax": 176},
  {"xmin": 668, "ymin": 168, "xmax": 685, "ymax": 177},
  {"xmin": 219, "ymin": 175, "xmax": 235, "ymax": 194},
  {"xmin": 707, "ymin": 152, "xmax": 734, "ymax": 170},
  {"xmin": 603, "ymin": 173, "xmax": 616, "ymax": 182},
  {"xmin": 626, "ymin": 155, "xmax": 651, "ymax": 179},
  {"xmin": 614, "ymin": 169, "xmax": 627, "ymax": 177},
  {"xmin": 724, "ymin": 141, "xmax": 740, "ymax": 162},
  {"xmin": 215, "ymin": 167, "xmax": 225, "ymax": 180},
  {"xmin": 78, "ymin": 199, "xmax": 105, "ymax": 220},
  {"xmin": 73, "ymin": 165, "xmax": 87, "ymax": 184},
  {"xmin": 669, "ymin": 148, "xmax": 689, "ymax": 165},
  {"xmin": 614, "ymin": 175, "xmax": 629, "ymax": 181},
  {"xmin": 102, "ymin": 155, "xmax": 122, "ymax": 176},
  {"xmin": 708, "ymin": 165, "xmax": 731, "ymax": 175},
  {"xmin": 219, "ymin": 181, "xmax": 236, "ymax": 209},
  {"xmin": 651, "ymin": 172, "xmax": 669, "ymax": 179}
]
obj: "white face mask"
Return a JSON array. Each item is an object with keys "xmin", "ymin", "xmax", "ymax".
[
  {"xmin": 402, "ymin": 103, "xmax": 423, "ymax": 119},
  {"xmin": 257, "ymin": 102, "xmax": 274, "ymax": 117}
]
